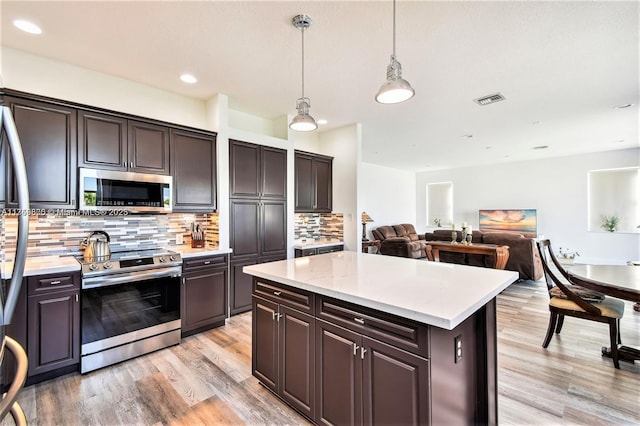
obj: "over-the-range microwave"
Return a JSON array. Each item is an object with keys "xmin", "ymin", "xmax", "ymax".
[{"xmin": 79, "ymin": 168, "xmax": 172, "ymax": 213}]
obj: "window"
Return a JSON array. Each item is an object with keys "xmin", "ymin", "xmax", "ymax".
[
  {"xmin": 426, "ymin": 182, "xmax": 453, "ymax": 227},
  {"xmin": 588, "ymin": 167, "xmax": 639, "ymax": 233}
]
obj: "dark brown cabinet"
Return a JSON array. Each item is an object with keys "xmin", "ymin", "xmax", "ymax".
[
  {"xmin": 230, "ymin": 140, "xmax": 286, "ymax": 199},
  {"xmin": 3, "ymin": 96, "xmax": 77, "ymax": 209},
  {"xmin": 78, "ymin": 110, "xmax": 170, "ymax": 175},
  {"xmin": 315, "ymin": 320, "xmax": 430, "ymax": 426},
  {"xmin": 252, "ymin": 279, "xmax": 433, "ymax": 426},
  {"xmin": 295, "ymin": 151, "xmax": 332, "ymax": 213},
  {"xmin": 171, "ymin": 129, "xmax": 217, "ymax": 212},
  {"xmin": 181, "ymin": 254, "xmax": 228, "ymax": 337},
  {"xmin": 229, "ymin": 140, "xmax": 287, "ymax": 315},
  {"xmin": 252, "ymin": 281, "xmax": 315, "ymax": 420},
  {"xmin": 294, "ymin": 245, "xmax": 343, "ymax": 258},
  {"xmin": 26, "ymin": 272, "xmax": 80, "ymax": 377}
]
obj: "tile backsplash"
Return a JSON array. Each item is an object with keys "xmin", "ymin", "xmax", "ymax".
[
  {"xmin": 1, "ymin": 212, "xmax": 219, "ymax": 260},
  {"xmin": 294, "ymin": 213, "xmax": 343, "ymax": 240}
]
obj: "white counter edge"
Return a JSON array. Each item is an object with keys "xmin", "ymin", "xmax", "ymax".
[{"xmin": 244, "ymin": 266, "xmax": 517, "ymax": 330}]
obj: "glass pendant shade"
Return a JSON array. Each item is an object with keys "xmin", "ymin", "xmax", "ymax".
[
  {"xmin": 289, "ymin": 97, "xmax": 317, "ymax": 131},
  {"xmin": 376, "ymin": 55, "xmax": 415, "ymax": 104}
]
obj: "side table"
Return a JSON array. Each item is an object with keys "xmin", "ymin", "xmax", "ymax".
[{"xmin": 362, "ymin": 240, "xmax": 381, "ymax": 254}]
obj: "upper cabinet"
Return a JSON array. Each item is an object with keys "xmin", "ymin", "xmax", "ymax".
[
  {"xmin": 171, "ymin": 129, "xmax": 217, "ymax": 212},
  {"xmin": 78, "ymin": 110, "xmax": 170, "ymax": 175},
  {"xmin": 3, "ymin": 96, "xmax": 77, "ymax": 209},
  {"xmin": 230, "ymin": 140, "xmax": 286, "ymax": 199},
  {"xmin": 295, "ymin": 150, "xmax": 333, "ymax": 213}
]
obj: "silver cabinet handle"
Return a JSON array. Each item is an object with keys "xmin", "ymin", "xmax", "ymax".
[
  {"xmin": 361, "ymin": 347, "xmax": 367, "ymax": 359},
  {"xmin": 130, "ymin": 161, "xmax": 133, "ymax": 168},
  {"xmin": 276, "ymin": 313, "xmax": 283, "ymax": 321},
  {"xmin": 203, "ymin": 261, "xmax": 211, "ymax": 265},
  {"xmin": 272, "ymin": 311, "xmax": 276, "ymax": 320},
  {"xmin": 354, "ymin": 317, "xmax": 365, "ymax": 325},
  {"xmin": 50, "ymin": 280, "xmax": 61, "ymax": 285},
  {"xmin": 75, "ymin": 294, "xmax": 79, "ymax": 302},
  {"xmin": 273, "ymin": 291, "xmax": 281, "ymax": 296},
  {"xmin": 353, "ymin": 343, "xmax": 359, "ymax": 356}
]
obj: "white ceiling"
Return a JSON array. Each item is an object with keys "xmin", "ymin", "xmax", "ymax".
[{"xmin": 1, "ymin": 1, "xmax": 638, "ymax": 171}]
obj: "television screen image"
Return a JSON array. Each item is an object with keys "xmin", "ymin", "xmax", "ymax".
[{"xmin": 478, "ymin": 209, "xmax": 537, "ymax": 237}]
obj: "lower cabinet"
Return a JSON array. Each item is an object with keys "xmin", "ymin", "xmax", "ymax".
[
  {"xmin": 181, "ymin": 254, "xmax": 228, "ymax": 337},
  {"xmin": 27, "ymin": 272, "xmax": 80, "ymax": 377},
  {"xmin": 231, "ymin": 255, "xmax": 286, "ymax": 315},
  {"xmin": 252, "ymin": 286, "xmax": 316, "ymax": 420},
  {"xmin": 252, "ymin": 279, "xmax": 432, "ymax": 426},
  {"xmin": 315, "ymin": 320, "xmax": 430, "ymax": 426},
  {"xmin": 294, "ymin": 244, "xmax": 343, "ymax": 258}
]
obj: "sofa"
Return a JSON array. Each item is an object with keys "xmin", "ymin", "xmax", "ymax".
[
  {"xmin": 371, "ymin": 224, "xmax": 428, "ymax": 259},
  {"xmin": 424, "ymin": 229, "xmax": 543, "ymax": 281}
]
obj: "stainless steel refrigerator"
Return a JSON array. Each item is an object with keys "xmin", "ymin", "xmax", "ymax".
[{"xmin": 0, "ymin": 104, "xmax": 30, "ymax": 424}]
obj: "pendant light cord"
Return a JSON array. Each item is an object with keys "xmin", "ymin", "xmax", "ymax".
[
  {"xmin": 392, "ymin": 0, "xmax": 396, "ymax": 57},
  {"xmin": 301, "ymin": 26, "xmax": 305, "ymax": 99}
]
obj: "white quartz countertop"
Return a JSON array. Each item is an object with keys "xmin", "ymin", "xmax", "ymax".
[
  {"xmin": 244, "ymin": 251, "xmax": 518, "ymax": 330},
  {"xmin": 1, "ymin": 246, "xmax": 233, "ymax": 279},
  {"xmin": 293, "ymin": 239, "xmax": 344, "ymax": 249},
  {"xmin": 170, "ymin": 246, "xmax": 232, "ymax": 258},
  {"xmin": 2, "ymin": 255, "xmax": 81, "ymax": 279}
]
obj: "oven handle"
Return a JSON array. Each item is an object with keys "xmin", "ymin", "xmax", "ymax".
[{"xmin": 82, "ymin": 266, "xmax": 182, "ymax": 289}]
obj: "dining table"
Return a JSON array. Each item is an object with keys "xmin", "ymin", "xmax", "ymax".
[{"xmin": 568, "ymin": 264, "xmax": 640, "ymax": 364}]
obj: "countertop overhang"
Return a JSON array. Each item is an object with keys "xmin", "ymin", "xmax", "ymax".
[{"xmin": 244, "ymin": 251, "xmax": 518, "ymax": 330}]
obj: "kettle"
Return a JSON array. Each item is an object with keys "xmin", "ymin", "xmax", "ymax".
[{"xmin": 81, "ymin": 231, "xmax": 111, "ymax": 262}]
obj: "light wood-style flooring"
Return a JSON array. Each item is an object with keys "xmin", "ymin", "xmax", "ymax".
[{"xmin": 4, "ymin": 279, "xmax": 640, "ymax": 425}]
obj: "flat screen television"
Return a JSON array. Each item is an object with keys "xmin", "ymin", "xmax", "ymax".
[{"xmin": 478, "ymin": 209, "xmax": 537, "ymax": 238}]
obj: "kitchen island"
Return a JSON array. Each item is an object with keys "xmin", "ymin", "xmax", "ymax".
[{"xmin": 244, "ymin": 251, "xmax": 518, "ymax": 425}]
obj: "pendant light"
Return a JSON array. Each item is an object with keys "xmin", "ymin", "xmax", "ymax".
[
  {"xmin": 289, "ymin": 14, "xmax": 318, "ymax": 132},
  {"xmin": 375, "ymin": 0, "xmax": 415, "ymax": 104}
]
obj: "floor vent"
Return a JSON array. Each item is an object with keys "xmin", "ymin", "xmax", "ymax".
[{"xmin": 474, "ymin": 93, "xmax": 506, "ymax": 106}]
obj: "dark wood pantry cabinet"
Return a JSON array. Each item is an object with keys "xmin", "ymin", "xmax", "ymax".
[
  {"xmin": 2, "ymin": 96, "xmax": 77, "ymax": 209},
  {"xmin": 78, "ymin": 110, "xmax": 170, "ymax": 175},
  {"xmin": 294, "ymin": 150, "xmax": 332, "ymax": 213},
  {"xmin": 181, "ymin": 254, "xmax": 228, "ymax": 337},
  {"xmin": 171, "ymin": 129, "xmax": 217, "ymax": 212},
  {"xmin": 229, "ymin": 140, "xmax": 287, "ymax": 315}
]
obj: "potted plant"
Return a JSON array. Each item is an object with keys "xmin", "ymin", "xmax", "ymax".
[
  {"xmin": 433, "ymin": 218, "xmax": 442, "ymax": 227},
  {"xmin": 558, "ymin": 247, "xmax": 579, "ymax": 265},
  {"xmin": 600, "ymin": 215, "xmax": 620, "ymax": 232}
]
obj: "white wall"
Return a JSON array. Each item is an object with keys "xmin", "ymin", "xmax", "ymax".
[
  {"xmin": 360, "ymin": 162, "xmax": 416, "ymax": 240},
  {"xmin": 416, "ymin": 148, "xmax": 640, "ymax": 264},
  {"xmin": 317, "ymin": 125, "xmax": 361, "ymax": 252}
]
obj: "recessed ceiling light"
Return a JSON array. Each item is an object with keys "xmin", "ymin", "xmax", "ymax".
[
  {"xmin": 317, "ymin": 119, "xmax": 328, "ymax": 125},
  {"xmin": 533, "ymin": 145, "xmax": 548, "ymax": 150},
  {"xmin": 532, "ymin": 121, "xmax": 542, "ymax": 125},
  {"xmin": 180, "ymin": 74, "xmax": 197, "ymax": 84},
  {"xmin": 13, "ymin": 19, "xmax": 42, "ymax": 34},
  {"xmin": 613, "ymin": 103, "xmax": 634, "ymax": 109},
  {"xmin": 462, "ymin": 134, "xmax": 473, "ymax": 139}
]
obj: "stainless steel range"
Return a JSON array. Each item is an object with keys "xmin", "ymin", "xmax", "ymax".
[{"xmin": 77, "ymin": 248, "xmax": 182, "ymax": 374}]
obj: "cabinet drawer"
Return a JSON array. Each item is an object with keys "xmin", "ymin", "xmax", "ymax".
[
  {"xmin": 183, "ymin": 254, "xmax": 227, "ymax": 272},
  {"xmin": 254, "ymin": 280, "xmax": 314, "ymax": 313},
  {"xmin": 317, "ymin": 296, "xmax": 429, "ymax": 358},
  {"xmin": 316, "ymin": 245, "xmax": 343, "ymax": 254},
  {"xmin": 27, "ymin": 272, "xmax": 80, "ymax": 296}
]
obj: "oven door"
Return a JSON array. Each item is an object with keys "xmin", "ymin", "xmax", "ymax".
[{"xmin": 81, "ymin": 268, "xmax": 181, "ymax": 364}]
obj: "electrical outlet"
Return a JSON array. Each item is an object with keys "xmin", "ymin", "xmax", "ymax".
[
  {"xmin": 176, "ymin": 233, "xmax": 184, "ymax": 245},
  {"xmin": 454, "ymin": 334, "xmax": 462, "ymax": 363}
]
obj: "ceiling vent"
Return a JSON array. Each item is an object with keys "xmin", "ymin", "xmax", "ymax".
[{"xmin": 474, "ymin": 93, "xmax": 506, "ymax": 106}]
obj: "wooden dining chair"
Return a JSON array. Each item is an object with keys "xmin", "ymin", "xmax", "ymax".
[{"xmin": 537, "ymin": 240, "xmax": 625, "ymax": 368}]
